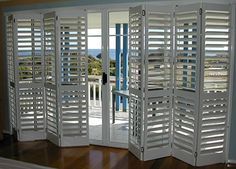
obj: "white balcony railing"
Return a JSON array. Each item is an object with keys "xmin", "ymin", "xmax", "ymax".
[{"xmin": 88, "ymin": 75, "xmax": 116, "ymax": 108}]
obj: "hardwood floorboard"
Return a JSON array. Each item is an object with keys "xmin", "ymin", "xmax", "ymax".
[{"xmin": 0, "ymin": 135, "xmax": 235, "ymax": 169}]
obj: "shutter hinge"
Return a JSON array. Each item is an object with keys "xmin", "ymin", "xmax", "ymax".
[
  {"xmin": 173, "ymin": 12, "xmax": 175, "ymax": 17},
  {"xmin": 142, "ymin": 10, "xmax": 146, "ymax": 16},
  {"xmin": 56, "ymin": 16, "xmax": 58, "ymax": 20},
  {"xmin": 199, "ymin": 8, "xmax": 202, "ymax": 15},
  {"xmin": 194, "ymin": 152, "xmax": 198, "ymax": 158},
  {"xmin": 13, "ymin": 18, "xmax": 15, "ymax": 23},
  {"xmin": 141, "ymin": 147, "xmax": 144, "ymax": 152},
  {"xmin": 171, "ymin": 143, "xmax": 173, "ymax": 148}
]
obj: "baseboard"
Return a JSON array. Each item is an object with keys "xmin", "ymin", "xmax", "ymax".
[{"xmin": 228, "ymin": 159, "xmax": 236, "ymax": 164}]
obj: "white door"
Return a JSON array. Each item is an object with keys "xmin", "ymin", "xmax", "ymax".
[{"xmin": 14, "ymin": 13, "xmax": 45, "ymax": 141}]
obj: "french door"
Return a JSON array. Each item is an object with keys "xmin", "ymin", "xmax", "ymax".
[{"xmin": 88, "ymin": 10, "xmax": 129, "ymax": 148}]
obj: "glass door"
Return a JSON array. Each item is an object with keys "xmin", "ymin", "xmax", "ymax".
[
  {"xmin": 88, "ymin": 10, "xmax": 129, "ymax": 148},
  {"xmin": 108, "ymin": 11, "xmax": 129, "ymax": 146}
]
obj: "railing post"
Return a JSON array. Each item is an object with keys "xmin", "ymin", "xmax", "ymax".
[
  {"xmin": 115, "ymin": 23, "xmax": 121, "ymax": 111},
  {"xmin": 123, "ymin": 23, "xmax": 128, "ymax": 112}
]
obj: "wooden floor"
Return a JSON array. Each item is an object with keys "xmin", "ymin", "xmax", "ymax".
[{"xmin": 0, "ymin": 135, "xmax": 235, "ymax": 169}]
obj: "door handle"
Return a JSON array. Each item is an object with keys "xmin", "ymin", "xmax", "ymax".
[{"xmin": 102, "ymin": 72, "xmax": 107, "ymax": 85}]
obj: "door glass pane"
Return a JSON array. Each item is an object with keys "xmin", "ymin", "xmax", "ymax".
[
  {"xmin": 88, "ymin": 13, "xmax": 102, "ymax": 141},
  {"xmin": 109, "ymin": 11, "xmax": 129, "ymax": 144}
]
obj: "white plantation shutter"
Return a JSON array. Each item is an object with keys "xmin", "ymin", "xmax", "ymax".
[
  {"xmin": 7, "ymin": 15, "xmax": 17, "ymax": 131},
  {"xmin": 129, "ymin": 5, "xmax": 145, "ymax": 160},
  {"xmin": 44, "ymin": 12, "xmax": 59, "ymax": 145},
  {"xmin": 58, "ymin": 11, "xmax": 88, "ymax": 146},
  {"xmin": 196, "ymin": 4, "xmax": 231, "ymax": 166},
  {"xmin": 172, "ymin": 3, "xmax": 231, "ymax": 166},
  {"xmin": 143, "ymin": 5, "xmax": 173, "ymax": 160},
  {"xmin": 44, "ymin": 11, "xmax": 89, "ymax": 147},
  {"xmin": 172, "ymin": 4, "xmax": 201, "ymax": 165},
  {"xmin": 14, "ymin": 14, "xmax": 45, "ymax": 141},
  {"xmin": 129, "ymin": 5, "xmax": 173, "ymax": 161}
]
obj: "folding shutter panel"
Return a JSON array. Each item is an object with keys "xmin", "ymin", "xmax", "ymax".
[
  {"xmin": 196, "ymin": 4, "xmax": 231, "ymax": 166},
  {"xmin": 143, "ymin": 5, "xmax": 173, "ymax": 160},
  {"xmin": 7, "ymin": 15, "xmax": 17, "ymax": 131},
  {"xmin": 44, "ymin": 12, "xmax": 60, "ymax": 145},
  {"xmin": 129, "ymin": 6, "xmax": 145, "ymax": 160},
  {"xmin": 172, "ymin": 4, "xmax": 201, "ymax": 165},
  {"xmin": 14, "ymin": 14, "xmax": 45, "ymax": 141},
  {"xmin": 58, "ymin": 11, "xmax": 88, "ymax": 146}
]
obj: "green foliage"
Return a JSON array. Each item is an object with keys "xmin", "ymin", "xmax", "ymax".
[
  {"xmin": 88, "ymin": 55, "xmax": 102, "ymax": 75},
  {"xmin": 110, "ymin": 60, "xmax": 116, "ymax": 76},
  {"xmin": 88, "ymin": 55, "xmax": 116, "ymax": 76}
]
